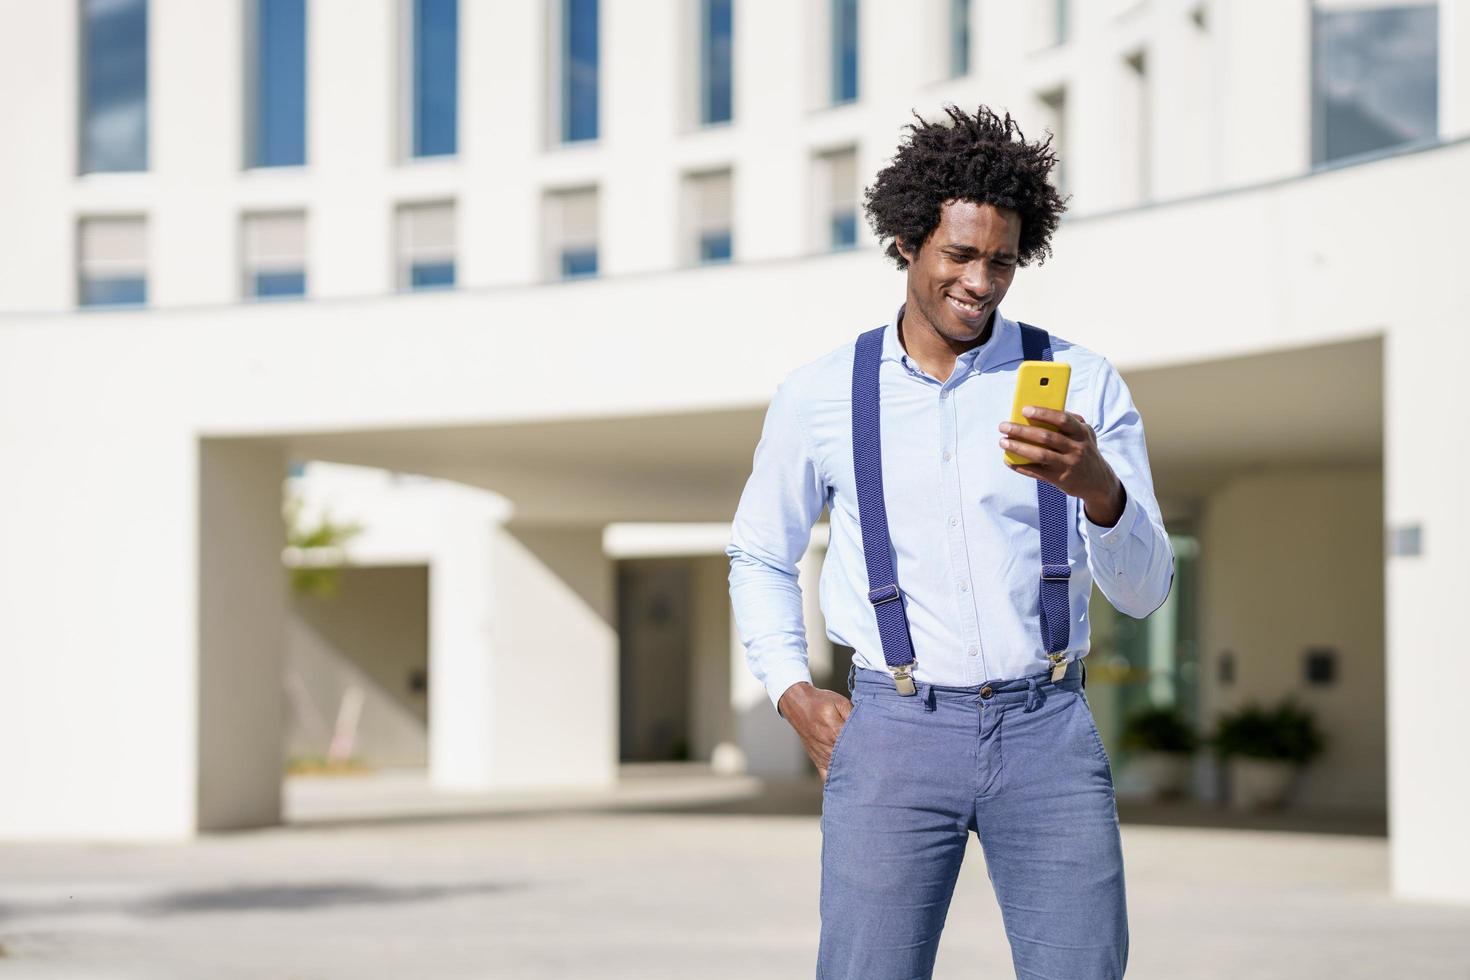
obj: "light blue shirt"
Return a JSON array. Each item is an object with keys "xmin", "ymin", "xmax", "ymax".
[{"xmin": 726, "ymin": 305, "xmax": 1174, "ymax": 711}]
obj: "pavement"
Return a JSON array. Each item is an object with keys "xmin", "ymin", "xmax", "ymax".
[{"xmin": 1, "ymin": 769, "xmax": 1467, "ymax": 979}]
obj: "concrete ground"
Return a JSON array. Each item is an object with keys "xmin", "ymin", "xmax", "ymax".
[{"xmin": 1, "ymin": 771, "xmax": 1467, "ymax": 979}]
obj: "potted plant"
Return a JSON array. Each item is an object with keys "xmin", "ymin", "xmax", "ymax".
[
  {"xmin": 1209, "ymin": 699, "xmax": 1326, "ymax": 811},
  {"xmin": 1119, "ymin": 706, "xmax": 1198, "ymax": 801}
]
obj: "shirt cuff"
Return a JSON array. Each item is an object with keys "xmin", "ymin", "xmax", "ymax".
[
  {"xmin": 764, "ymin": 660, "xmax": 815, "ymax": 716},
  {"xmin": 1082, "ymin": 480, "xmax": 1139, "ymax": 554}
]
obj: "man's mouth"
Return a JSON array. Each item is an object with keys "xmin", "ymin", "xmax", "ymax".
[{"xmin": 946, "ymin": 294, "xmax": 987, "ymax": 320}]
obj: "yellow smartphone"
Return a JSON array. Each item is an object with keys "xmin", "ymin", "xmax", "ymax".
[{"xmin": 1003, "ymin": 360, "xmax": 1072, "ymax": 466}]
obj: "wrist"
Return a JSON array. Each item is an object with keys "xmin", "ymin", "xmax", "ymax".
[
  {"xmin": 1083, "ymin": 477, "xmax": 1126, "ymax": 528},
  {"xmin": 776, "ymin": 681, "xmax": 817, "ymax": 719}
]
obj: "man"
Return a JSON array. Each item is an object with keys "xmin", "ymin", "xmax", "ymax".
[{"xmin": 725, "ymin": 105, "xmax": 1173, "ymax": 979}]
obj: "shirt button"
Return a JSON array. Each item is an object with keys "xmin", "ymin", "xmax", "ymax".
[
  {"xmin": 939, "ymin": 390, "xmax": 949, "ymax": 399},
  {"xmin": 942, "ymin": 450, "xmax": 952, "ymax": 462},
  {"xmin": 967, "ymin": 646, "xmax": 978, "ymax": 657},
  {"xmin": 959, "ymin": 582, "xmax": 969, "ymax": 593},
  {"xmin": 948, "ymin": 516, "xmax": 958, "ymax": 527}
]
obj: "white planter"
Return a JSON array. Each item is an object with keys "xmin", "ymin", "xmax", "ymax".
[
  {"xmin": 1127, "ymin": 751, "xmax": 1193, "ymax": 801},
  {"xmin": 1227, "ymin": 757, "xmax": 1298, "ymax": 811}
]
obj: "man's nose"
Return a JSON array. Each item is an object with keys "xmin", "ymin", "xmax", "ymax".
[{"xmin": 959, "ymin": 265, "xmax": 992, "ymax": 296}]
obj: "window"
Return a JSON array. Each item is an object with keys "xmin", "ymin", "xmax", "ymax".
[
  {"xmin": 80, "ymin": 0, "xmax": 148, "ymax": 173},
  {"xmin": 545, "ymin": 188, "xmax": 598, "ymax": 280},
  {"xmin": 685, "ymin": 170, "xmax": 733, "ymax": 265},
  {"xmin": 396, "ymin": 202, "xmax": 456, "ymax": 290},
  {"xmin": 1038, "ymin": 87, "xmax": 1068, "ymax": 197},
  {"xmin": 830, "ymin": 0, "xmax": 859, "ymax": 104},
  {"xmin": 1312, "ymin": 2, "xmax": 1438, "ymax": 167},
  {"xmin": 949, "ymin": 0, "xmax": 972, "ymax": 78},
  {"xmin": 411, "ymin": 0, "xmax": 458, "ymax": 157},
  {"xmin": 242, "ymin": 212, "xmax": 307, "ymax": 299},
  {"xmin": 699, "ymin": 0, "xmax": 733, "ymax": 125},
  {"xmin": 816, "ymin": 148, "xmax": 858, "ymax": 251},
  {"xmin": 557, "ymin": 0, "xmax": 599, "ymax": 142},
  {"xmin": 247, "ymin": 0, "xmax": 306, "ymax": 167},
  {"xmin": 78, "ymin": 217, "xmax": 147, "ymax": 307}
]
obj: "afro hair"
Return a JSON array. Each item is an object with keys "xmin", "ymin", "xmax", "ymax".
[{"xmin": 863, "ymin": 104, "xmax": 1068, "ymax": 270}]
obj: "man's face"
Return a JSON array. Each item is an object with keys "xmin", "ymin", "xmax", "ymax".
[{"xmin": 898, "ymin": 199, "xmax": 1022, "ymax": 345}]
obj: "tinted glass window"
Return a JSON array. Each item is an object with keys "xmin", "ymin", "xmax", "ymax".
[
  {"xmin": 831, "ymin": 0, "xmax": 858, "ymax": 104},
  {"xmin": 701, "ymin": 0, "xmax": 733, "ymax": 124},
  {"xmin": 950, "ymin": 0, "xmax": 970, "ymax": 77},
  {"xmin": 562, "ymin": 0, "xmax": 599, "ymax": 141},
  {"xmin": 81, "ymin": 0, "xmax": 148, "ymax": 173},
  {"xmin": 414, "ymin": 0, "xmax": 458, "ymax": 156},
  {"xmin": 252, "ymin": 0, "xmax": 306, "ymax": 167},
  {"xmin": 1312, "ymin": 5, "xmax": 1438, "ymax": 165},
  {"xmin": 78, "ymin": 217, "xmax": 147, "ymax": 307}
]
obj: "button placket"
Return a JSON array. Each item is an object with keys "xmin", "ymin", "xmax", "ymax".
[{"xmin": 937, "ymin": 382, "xmax": 987, "ymax": 684}]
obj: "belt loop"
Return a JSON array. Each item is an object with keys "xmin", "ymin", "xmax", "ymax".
[
  {"xmin": 846, "ymin": 661, "xmax": 857, "ymax": 697},
  {"xmin": 923, "ymin": 684, "xmax": 936, "ymax": 712},
  {"xmin": 1024, "ymin": 675, "xmax": 1042, "ymax": 712}
]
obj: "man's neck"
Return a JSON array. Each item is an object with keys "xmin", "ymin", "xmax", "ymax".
[{"xmin": 898, "ymin": 303, "xmax": 995, "ymax": 383}]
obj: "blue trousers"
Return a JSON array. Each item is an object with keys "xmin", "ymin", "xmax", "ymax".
[{"xmin": 817, "ymin": 660, "xmax": 1128, "ymax": 979}]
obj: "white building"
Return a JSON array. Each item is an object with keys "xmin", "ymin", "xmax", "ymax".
[{"xmin": 1, "ymin": 0, "xmax": 1467, "ymax": 907}]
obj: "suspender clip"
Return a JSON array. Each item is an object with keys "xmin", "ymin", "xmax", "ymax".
[
  {"xmin": 1041, "ymin": 563, "xmax": 1071, "ymax": 581},
  {"xmin": 892, "ymin": 662, "xmax": 917, "ymax": 696},
  {"xmin": 1047, "ymin": 652, "xmax": 1067, "ymax": 683}
]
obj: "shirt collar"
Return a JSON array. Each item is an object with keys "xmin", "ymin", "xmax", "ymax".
[{"xmin": 882, "ymin": 301, "xmax": 1024, "ymax": 378}]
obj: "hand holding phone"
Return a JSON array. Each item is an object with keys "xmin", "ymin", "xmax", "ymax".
[{"xmin": 1003, "ymin": 360, "xmax": 1072, "ymax": 466}]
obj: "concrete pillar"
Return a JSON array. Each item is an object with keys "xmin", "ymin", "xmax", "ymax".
[
  {"xmin": 430, "ymin": 517, "xmax": 617, "ymax": 791},
  {"xmin": 1385, "ymin": 323, "xmax": 1470, "ymax": 905},
  {"xmin": 690, "ymin": 555, "xmax": 736, "ymax": 764},
  {"xmin": 197, "ymin": 439, "xmax": 289, "ymax": 830},
  {"xmin": 0, "ymin": 424, "xmax": 207, "ymax": 839}
]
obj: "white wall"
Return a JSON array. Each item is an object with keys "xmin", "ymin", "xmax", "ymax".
[
  {"xmin": 690, "ymin": 554, "xmax": 737, "ymax": 762},
  {"xmin": 485, "ymin": 525, "xmax": 618, "ymax": 788},
  {"xmin": 1198, "ymin": 466, "xmax": 1386, "ymax": 816},
  {"xmin": 1385, "ymin": 287, "xmax": 1470, "ymax": 905},
  {"xmin": 286, "ymin": 564, "xmax": 430, "ymax": 768},
  {"xmin": 197, "ymin": 439, "xmax": 288, "ymax": 832}
]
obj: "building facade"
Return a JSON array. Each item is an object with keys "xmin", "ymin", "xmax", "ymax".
[{"xmin": 1, "ymin": 0, "xmax": 1468, "ymax": 906}]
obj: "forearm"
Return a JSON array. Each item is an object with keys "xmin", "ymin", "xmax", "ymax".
[{"xmin": 728, "ymin": 550, "xmax": 814, "ymax": 711}]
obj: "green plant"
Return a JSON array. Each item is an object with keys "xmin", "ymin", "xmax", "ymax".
[
  {"xmin": 283, "ymin": 493, "xmax": 365, "ymax": 597},
  {"xmin": 1209, "ymin": 699, "xmax": 1325, "ymax": 765},
  {"xmin": 1119, "ymin": 706, "xmax": 1198, "ymax": 754}
]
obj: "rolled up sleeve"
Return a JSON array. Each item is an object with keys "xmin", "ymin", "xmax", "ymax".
[{"xmin": 726, "ymin": 379, "xmax": 828, "ymax": 713}]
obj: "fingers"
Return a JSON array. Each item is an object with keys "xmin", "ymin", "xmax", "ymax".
[
  {"xmin": 1019, "ymin": 405, "xmax": 1087, "ymax": 433},
  {"xmin": 999, "ymin": 421, "xmax": 1067, "ymax": 450},
  {"xmin": 999, "ymin": 435, "xmax": 1060, "ymax": 466},
  {"xmin": 1004, "ymin": 458, "xmax": 1045, "ymax": 478}
]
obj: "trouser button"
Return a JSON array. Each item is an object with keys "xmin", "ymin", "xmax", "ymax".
[{"xmin": 980, "ymin": 685, "xmax": 994, "ymax": 699}]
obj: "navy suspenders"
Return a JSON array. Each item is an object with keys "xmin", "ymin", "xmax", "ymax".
[
  {"xmin": 851, "ymin": 327, "xmax": 921, "ymax": 693},
  {"xmin": 850, "ymin": 319, "xmax": 1073, "ymax": 695}
]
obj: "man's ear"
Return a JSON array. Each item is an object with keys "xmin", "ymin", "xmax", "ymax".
[{"xmin": 896, "ymin": 237, "xmax": 914, "ymax": 263}]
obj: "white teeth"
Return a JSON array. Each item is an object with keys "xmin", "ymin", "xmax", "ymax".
[{"xmin": 948, "ymin": 295, "xmax": 982, "ymax": 313}]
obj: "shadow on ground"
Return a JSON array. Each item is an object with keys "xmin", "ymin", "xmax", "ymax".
[{"xmin": 0, "ymin": 880, "xmax": 524, "ymax": 920}]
